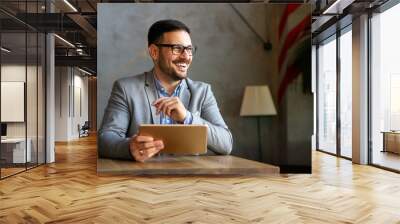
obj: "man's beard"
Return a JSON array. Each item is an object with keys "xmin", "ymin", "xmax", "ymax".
[{"xmin": 158, "ymin": 55, "xmax": 189, "ymax": 81}]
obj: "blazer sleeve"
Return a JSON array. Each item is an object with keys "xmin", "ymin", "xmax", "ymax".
[
  {"xmin": 98, "ymin": 80, "xmax": 134, "ymax": 160},
  {"xmin": 191, "ymin": 84, "xmax": 233, "ymax": 155}
]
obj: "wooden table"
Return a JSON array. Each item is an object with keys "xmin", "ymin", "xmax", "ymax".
[
  {"xmin": 97, "ymin": 155, "xmax": 279, "ymax": 176},
  {"xmin": 382, "ymin": 131, "xmax": 400, "ymax": 154}
]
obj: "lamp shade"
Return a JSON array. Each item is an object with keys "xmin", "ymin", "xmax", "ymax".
[{"xmin": 240, "ymin": 85, "xmax": 277, "ymax": 116}]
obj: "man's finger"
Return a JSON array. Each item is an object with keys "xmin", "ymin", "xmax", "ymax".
[
  {"xmin": 140, "ymin": 140, "xmax": 163, "ymax": 150},
  {"xmin": 147, "ymin": 145, "xmax": 164, "ymax": 157},
  {"xmin": 138, "ymin": 140, "xmax": 164, "ymax": 150},
  {"xmin": 163, "ymin": 99, "xmax": 177, "ymax": 110},
  {"xmin": 134, "ymin": 140, "xmax": 163, "ymax": 162},
  {"xmin": 154, "ymin": 140, "xmax": 164, "ymax": 149},
  {"xmin": 152, "ymin": 97, "xmax": 169, "ymax": 106},
  {"xmin": 152, "ymin": 97, "xmax": 166, "ymax": 105},
  {"xmin": 134, "ymin": 150, "xmax": 146, "ymax": 162},
  {"xmin": 135, "ymin": 149, "xmax": 149, "ymax": 162},
  {"xmin": 156, "ymin": 98, "xmax": 174, "ymax": 114},
  {"xmin": 135, "ymin": 135, "xmax": 154, "ymax": 142},
  {"xmin": 156, "ymin": 97, "xmax": 177, "ymax": 108},
  {"xmin": 140, "ymin": 141, "xmax": 156, "ymax": 150},
  {"xmin": 165, "ymin": 102, "xmax": 178, "ymax": 116},
  {"xmin": 140, "ymin": 146, "xmax": 162, "ymax": 159},
  {"xmin": 160, "ymin": 98, "xmax": 178, "ymax": 115}
]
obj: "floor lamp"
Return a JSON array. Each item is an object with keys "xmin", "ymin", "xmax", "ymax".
[{"xmin": 240, "ymin": 85, "xmax": 277, "ymax": 162}]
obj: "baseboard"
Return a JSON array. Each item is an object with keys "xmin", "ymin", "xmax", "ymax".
[{"xmin": 279, "ymin": 165, "xmax": 311, "ymax": 174}]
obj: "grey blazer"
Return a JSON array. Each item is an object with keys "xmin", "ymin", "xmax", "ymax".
[{"xmin": 98, "ymin": 71, "xmax": 233, "ymax": 160}]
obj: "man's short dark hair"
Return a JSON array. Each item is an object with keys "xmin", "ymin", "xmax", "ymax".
[{"xmin": 148, "ymin": 19, "xmax": 191, "ymax": 46}]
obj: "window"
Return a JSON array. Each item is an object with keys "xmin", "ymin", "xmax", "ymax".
[
  {"xmin": 317, "ymin": 36, "xmax": 337, "ymax": 155},
  {"xmin": 339, "ymin": 28, "xmax": 352, "ymax": 158}
]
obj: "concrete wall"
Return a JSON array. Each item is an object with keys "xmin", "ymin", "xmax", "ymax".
[{"xmin": 97, "ymin": 3, "xmax": 313, "ymax": 169}]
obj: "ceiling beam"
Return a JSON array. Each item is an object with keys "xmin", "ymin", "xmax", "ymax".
[
  {"xmin": 55, "ymin": 55, "xmax": 96, "ymax": 70},
  {"xmin": 67, "ymin": 13, "xmax": 97, "ymax": 46}
]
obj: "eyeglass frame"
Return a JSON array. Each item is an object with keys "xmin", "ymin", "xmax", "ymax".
[{"xmin": 155, "ymin": 43, "xmax": 197, "ymax": 56}]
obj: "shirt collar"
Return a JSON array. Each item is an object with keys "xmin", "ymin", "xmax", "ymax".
[{"xmin": 153, "ymin": 72, "xmax": 183, "ymax": 97}]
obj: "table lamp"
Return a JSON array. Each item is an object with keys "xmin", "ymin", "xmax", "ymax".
[{"xmin": 240, "ymin": 85, "xmax": 277, "ymax": 161}]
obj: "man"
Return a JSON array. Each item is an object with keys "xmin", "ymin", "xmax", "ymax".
[{"xmin": 98, "ymin": 19, "xmax": 233, "ymax": 162}]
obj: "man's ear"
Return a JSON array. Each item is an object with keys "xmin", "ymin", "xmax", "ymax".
[{"xmin": 148, "ymin": 44, "xmax": 158, "ymax": 61}]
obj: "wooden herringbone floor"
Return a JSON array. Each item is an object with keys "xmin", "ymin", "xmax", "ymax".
[{"xmin": 1, "ymin": 135, "xmax": 400, "ymax": 224}]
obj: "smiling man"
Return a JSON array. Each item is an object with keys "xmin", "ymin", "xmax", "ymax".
[{"xmin": 98, "ymin": 19, "xmax": 233, "ymax": 162}]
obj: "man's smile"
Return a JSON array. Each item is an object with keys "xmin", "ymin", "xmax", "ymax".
[{"xmin": 174, "ymin": 61, "xmax": 189, "ymax": 72}]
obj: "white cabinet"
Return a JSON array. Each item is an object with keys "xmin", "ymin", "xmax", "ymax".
[{"xmin": 1, "ymin": 138, "xmax": 32, "ymax": 163}]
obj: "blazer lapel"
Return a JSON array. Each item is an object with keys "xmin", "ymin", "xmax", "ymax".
[
  {"xmin": 144, "ymin": 72, "xmax": 160, "ymax": 124},
  {"xmin": 180, "ymin": 79, "xmax": 191, "ymax": 111}
]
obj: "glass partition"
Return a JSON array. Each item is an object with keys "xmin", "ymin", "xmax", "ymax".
[
  {"xmin": 27, "ymin": 31, "xmax": 38, "ymax": 169},
  {"xmin": 1, "ymin": 31, "xmax": 28, "ymax": 177},
  {"xmin": 38, "ymin": 32, "xmax": 45, "ymax": 165},
  {"xmin": 0, "ymin": 1, "xmax": 46, "ymax": 179}
]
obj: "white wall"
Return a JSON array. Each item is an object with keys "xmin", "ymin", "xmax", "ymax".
[
  {"xmin": 1, "ymin": 65, "xmax": 40, "ymax": 138},
  {"xmin": 72, "ymin": 73, "xmax": 89, "ymax": 138},
  {"xmin": 1, "ymin": 65, "xmax": 26, "ymax": 137},
  {"xmin": 55, "ymin": 66, "xmax": 69, "ymax": 141},
  {"xmin": 54, "ymin": 67, "xmax": 89, "ymax": 141}
]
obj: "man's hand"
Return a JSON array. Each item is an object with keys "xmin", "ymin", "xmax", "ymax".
[
  {"xmin": 129, "ymin": 135, "xmax": 164, "ymax": 162},
  {"xmin": 152, "ymin": 97, "xmax": 187, "ymax": 123}
]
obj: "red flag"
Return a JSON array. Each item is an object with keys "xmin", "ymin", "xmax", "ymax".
[{"xmin": 277, "ymin": 4, "xmax": 311, "ymax": 104}]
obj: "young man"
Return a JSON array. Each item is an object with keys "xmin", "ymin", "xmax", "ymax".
[{"xmin": 98, "ymin": 19, "xmax": 232, "ymax": 162}]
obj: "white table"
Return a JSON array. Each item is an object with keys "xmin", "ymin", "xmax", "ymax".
[{"xmin": 1, "ymin": 138, "xmax": 31, "ymax": 163}]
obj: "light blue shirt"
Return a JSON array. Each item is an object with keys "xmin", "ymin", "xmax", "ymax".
[{"xmin": 154, "ymin": 76, "xmax": 193, "ymax": 124}]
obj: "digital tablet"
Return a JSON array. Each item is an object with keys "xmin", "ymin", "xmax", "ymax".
[{"xmin": 138, "ymin": 124, "xmax": 207, "ymax": 155}]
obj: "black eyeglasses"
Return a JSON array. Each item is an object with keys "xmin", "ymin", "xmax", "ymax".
[{"xmin": 155, "ymin": 44, "xmax": 197, "ymax": 56}]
